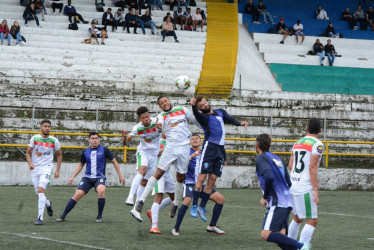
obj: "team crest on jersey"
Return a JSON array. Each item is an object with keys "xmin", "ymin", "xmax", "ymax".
[
  {"xmin": 204, "ymin": 162, "xmax": 209, "ymax": 169},
  {"xmin": 189, "ymin": 186, "xmax": 193, "ymax": 192},
  {"xmin": 100, "ymin": 179, "xmax": 103, "ymax": 182},
  {"xmin": 317, "ymin": 145, "xmax": 323, "ymax": 154},
  {"xmin": 80, "ymin": 182, "xmax": 84, "ymax": 185}
]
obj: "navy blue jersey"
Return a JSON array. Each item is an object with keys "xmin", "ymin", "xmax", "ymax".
[
  {"xmin": 80, "ymin": 145, "xmax": 115, "ymax": 178},
  {"xmin": 256, "ymin": 152, "xmax": 292, "ymax": 208},
  {"xmin": 185, "ymin": 148, "xmax": 200, "ymax": 185},
  {"xmin": 192, "ymin": 106, "xmax": 241, "ymax": 146}
]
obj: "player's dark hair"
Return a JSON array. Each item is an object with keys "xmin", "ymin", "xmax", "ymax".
[
  {"xmin": 307, "ymin": 118, "xmax": 321, "ymax": 134},
  {"xmin": 89, "ymin": 132, "xmax": 100, "ymax": 138},
  {"xmin": 136, "ymin": 106, "xmax": 149, "ymax": 117},
  {"xmin": 191, "ymin": 133, "xmax": 201, "ymax": 139},
  {"xmin": 256, "ymin": 134, "xmax": 271, "ymax": 152},
  {"xmin": 40, "ymin": 119, "xmax": 51, "ymax": 126},
  {"xmin": 195, "ymin": 95, "xmax": 205, "ymax": 105},
  {"xmin": 157, "ymin": 96, "xmax": 168, "ymax": 104}
]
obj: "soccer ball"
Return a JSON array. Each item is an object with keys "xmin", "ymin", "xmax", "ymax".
[{"xmin": 175, "ymin": 75, "xmax": 191, "ymax": 89}]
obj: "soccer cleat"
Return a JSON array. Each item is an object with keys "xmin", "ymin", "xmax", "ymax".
[
  {"xmin": 96, "ymin": 216, "xmax": 103, "ymax": 223},
  {"xmin": 171, "ymin": 228, "xmax": 179, "ymax": 236},
  {"xmin": 35, "ymin": 216, "xmax": 43, "ymax": 225},
  {"xmin": 46, "ymin": 200, "xmax": 53, "ymax": 217},
  {"xmin": 197, "ymin": 206, "xmax": 207, "ymax": 222},
  {"xmin": 130, "ymin": 208, "xmax": 143, "ymax": 222},
  {"xmin": 190, "ymin": 205, "xmax": 197, "ymax": 218},
  {"xmin": 135, "ymin": 200, "xmax": 144, "ymax": 212},
  {"xmin": 207, "ymin": 226, "xmax": 225, "ymax": 235},
  {"xmin": 149, "ymin": 227, "xmax": 162, "ymax": 234},
  {"xmin": 147, "ymin": 210, "xmax": 152, "ymax": 223},
  {"xmin": 56, "ymin": 215, "xmax": 65, "ymax": 222},
  {"xmin": 169, "ymin": 203, "xmax": 178, "ymax": 218},
  {"xmin": 300, "ymin": 242, "xmax": 311, "ymax": 250},
  {"xmin": 125, "ymin": 196, "xmax": 134, "ymax": 206}
]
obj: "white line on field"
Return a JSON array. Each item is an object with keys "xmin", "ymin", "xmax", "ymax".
[
  {"xmin": 0, "ymin": 232, "xmax": 111, "ymax": 250},
  {"xmin": 367, "ymin": 238, "xmax": 374, "ymax": 240}
]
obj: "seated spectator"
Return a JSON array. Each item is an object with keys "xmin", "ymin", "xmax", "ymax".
[
  {"xmin": 354, "ymin": 5, "xmax": 368, "ymax": 30},
  {"xmin": 293, "ymin": 20, "xmax": 305, "ymax": 44},
  {"xmin": 48, "ymin": 0, "xmax": 64, "ymax": 15},
  {"xmin": 10, "ymin": 21, "xmax": 26, "ymax": 46},
  {"xmin": 128, "ymin": 0, "xmax": 138, "ymax": 10},
  {"xmin": 0, "ymin": 20, "xmax": 11, "ymax": 46},
  {"xmin": 23, "ymin": 3, "xmax": 41, "ymax": 28},
  {"xmin": 125, "ymin": 8, "xmax": 138, "ymax": 33},
  {"xmin": 35, "ymin": 0, "xmax": 46, "ymax": 21},
  {"xmin": 89, "ymin": 22, "xmax": 107, "ymax": 45},
  {"xmin": 325, "ymin": 22, "xmax": 341, "ymax": 38},
  {"xmin": 113, "ymin": 8, "xmax": 124, "ymax": 32},
  {"xmin": 366, "ymin": 6, "xmax": 374, "ymax": 31},
  {"xmin": 276, "ymin": 17, "xmax": 289, "ymax": 44},
  {"xmin": 324, "ymin": 39, "xmax": 336, "ymax": 66},
  {"xmin": 114, "ymin": 0, "xmax": 126, "ymax": 11},
  {"xmin": 64, "ymin": 0, "xmax": 89, "ymax": 24},
  {"xmin": 141, "ymin": 10, "xmax": 158, "ymax": 35},
  {"xmin": 163, "ymin": 12, "xmax": 174, "ymax": 22},
  {"xmin": 174, "ymin": 7, "xmax": 184, "ymax": 30},
  {"xmin": 134, "ymin": 10, "xmax": 146, "ymax": 34},
  {"xmin": 153, "ymin": 0, "xmax": 163, "ymax": 10},
  {"xmin": 177, "ymin": 0, "xmax": 188, "ymax": 12},
  {"xmin": 245, "ymin": 0, "xmax": 260, "ymax": 24},
  {"xmin": 313, "ymin": 38, "xmax": 325, "ymax": 66},
  {"xmin": 316, "ymin": 5, "xmax": 329, "ymax": 20},
  {"xmin": 192, "ymin": 8, "xmax": 205, "ymax": 32},
  {"xmin": 161, "ymin": 16, "xmax": 179, "ymax": 42},
  {"xmin": 183, "ymin": 7, "xmax": 192, "ymax": 31},
  {"xmin": 257, "ymin": 0, "xmax": 274, "ymax": 24},
  {"xmin": 102, "ymin": 8, "xmax": 114, "ymax": 31},
  {"xmin": 342, "ymin": 7, "xmax": 358, "ymax": 30}
]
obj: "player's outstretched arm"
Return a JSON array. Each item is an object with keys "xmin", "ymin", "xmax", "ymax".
[
  {"xmin": 26, "ymin": 146, "xmax": 34, "ymax": 170},
  {"xmin": 288, "ymin": 154, "xmax": 294, "ymax": 171},
  {"xmin": 122, "ymin": 130, "xmax": 133, "ymax": 146},
  {"xmin": 68, "ymin": 162, "xmax": 84, "ymax": 186},
  {"xmin": 54, "ymin": 149, "xmax": 63, "ymax": 178},
  {"xmin": 220, "ymin": 109, "xmax": 242, "ymax": 126},
  {"xmin": 309, "ymin": 154, "xmax": 320, "ymax": 205},
  {"xmin": 111, "ymin": 158, "xmax": 126, "ymax": 185}
]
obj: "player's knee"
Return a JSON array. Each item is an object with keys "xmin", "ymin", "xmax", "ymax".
[
  {"xmin": 294, "ymin": 217, "xmax": 303, "ymax": 224},
  {"xmin": 217, "ymin": 195, "xmax": 225, "ymax": 205},
  {"xmin": 306, "ymin": 218, "xmax": 318, "ymax": 227},
  {"xmin": 154, "ymin": 168, "xmax": 165, "ymax": 180},
  {"xmin": 37, "ymin": 187, "xmax": 45, "ymax": 193},
  {"xmin": 140, "ymin": 178, "xmax": 148, "ymax": 186},
  {"xmin": 176, "ymin": 174, "xmax": 185, "ymax": 183}
]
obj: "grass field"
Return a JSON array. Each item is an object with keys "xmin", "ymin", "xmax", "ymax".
[{"xmin": 0, "ymin": 186, "xmax": 373, "ymax": 250}]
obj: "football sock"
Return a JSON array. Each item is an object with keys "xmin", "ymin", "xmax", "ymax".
[
  {"xmin": 37, "ymin": 193, "xmax": 46, "ymax": 220},
  {"xmin": 136, "ymin": 185, "xmax": 145, "ymax": 202},
  {"xmin": 174, "ymin": 204, "xmax": 188, "ymax": 231},
  {"xmin": 199, "ymin": 192, "xmax": 210, "ymax": 208},
  {"xmin": 278, "ymin": 244, "xmax": 297, "ymax": 250},
  {"xmin": 159, "ymin": 197, "xmax": 172, "ymax": 211},
  {"xmin": 61, "ymin": 198, "xmax": 77, "ymax": 218},
  {"xmin": 97, "ymin": 198, "xmax": 105, "ymax": 217},
  {"xmin": 288, "ymin": 220, "xmax": 301, "ymax": 240},
  {"xmin": 267, "ymin": 232, "xmax": 304, "ymax": 249},
  {"xmin": 129, "ymin": 173, "xmax": 143, "ymax": 197},
  {"xmin": 45, "ymin": 199, "xmax": 51, "ymax": 207},
  {"xmin": 209, "ymin": 203, "xmax": 223, "ymax": 227},
  {"xmin": 151, "ymin": 202, "xmax": 160, "ymax": 228},
  {"xmin": 192, "ymin": 190, "xmax": 200, "ymax": 206},
  {"xmin": 140, "ymin": 176, "xmax": 157, "ymax": 202},
  {"xmin": 173, "ymin": 181, "xmax": 183, "ymax": 206},
  {"xmin": 299, "ymin": 224, "xmax": 315, "ymax": 243}
]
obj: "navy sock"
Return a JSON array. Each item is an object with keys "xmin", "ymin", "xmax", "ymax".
[
  {"xmin": 174, "ymin": 204, "xmax": 188, "ymax": 231},
  {"xmin": 192, "ymin": 190, "xmax": 200, "ymax": 206},
  {"xmin": 267, "ymin": 232, "xmax": 304, "ymax": 249},
  {"xmin": 98, "ymin": 198, "xmax": 105, "ymax": 217},
  {"xmin": 61, "ymin": 199, "xmax": 77, "ymax": 218},
  {"xmin": 209, "ymin": 203, "xmax": 223, "ymax": 227},
  {"xmin": 279, "ymin": 243, "xmax": 297, "ymax": 250},
  {"xmin": 199, "ymin": 192, "xmax": 210, "ymax": 208}
]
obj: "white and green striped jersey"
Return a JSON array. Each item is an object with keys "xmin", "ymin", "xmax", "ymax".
[
  {"xmin": 130, "ymin": 118, "xmax": 162, "ymax": 151},
  {"xmin": 28, "ymin": 134, "xmax": 61, "ymax": 168}
]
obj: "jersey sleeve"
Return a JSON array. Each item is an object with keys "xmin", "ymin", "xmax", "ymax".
[
  {"xmin": 219, "ymin": 109, "xmax": 241, "ymax": 126},
  {"xmin": 104, "ymin": 147, "xmax": 115, "ymax": 161},
  {"xmin": 28, "ymin": 136, "xmax": 35, "ymax": 148},
  {"xmin": 80, "ymin": 150, "xmax": 87, "ymax": 164},
  {"xmin": 54, "ymin": 138, "xmax": 61, "ymax": 151},
  {"xmin": 255, "ymin": 154, "xmax": 274, "ymax": 199},
  {"xmin": 186, "ymin": 106, "xmax": 202, "ymax": 128},
  {"xmin": 312, "ymin": 141, "xmax": 324, "ymax": 156},
  {"xmin": 129, "ymin": 124, "xmax": 139, "ymax": 137},
  {"xmin": 156, "ymin": 113, "xmax": 164, "ymax": 129}
]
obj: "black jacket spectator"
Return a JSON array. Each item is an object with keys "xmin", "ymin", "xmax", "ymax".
[
  {"xmin": 313, "ymin": 43, "xmax": 324, "ymax": 54},
  {"xmin": 23, "ymin": 5, "xmax": 37, "ymax": 17},
  {"xmin": 324, "ymin": 44, "xmax": 335, "ymax": 54},
  {"xmin": 102, "ymin": 12, "xmax": 114, "ymax": 25},
  {"xmin": 276, "ymin": 22, "xmax": 286, "ymax": 31},
  {"xmin": 325, "ymin": 25, "xmax": 335, "ymax": 35},
  {"xmin": 141, "ymin": 14, "xmax": 152, "ymax": 23},
  {"xmin": 244, "ymin": 0, "xmax": 260, "ymax": 22},
  {"xmin": 342, "ymin": 8, "xmax": 357, "ymax": 29}
]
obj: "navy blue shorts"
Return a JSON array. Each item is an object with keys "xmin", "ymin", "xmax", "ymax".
[
  {"xmin": 183, "ymin": 184, "xmax": 216, "ymax": 199},
  {"xmin": 77, "ymin": 177, "xmax": 106, "ymax": 193},
  {"xmin": 200, "ymin": 142, "xmax": 226, "ymax": 177},
  {"xmin": 262, "ymin": 206, "xmax": 292, "ymax": 232}
]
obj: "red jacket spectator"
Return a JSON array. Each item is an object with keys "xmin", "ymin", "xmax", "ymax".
[{"xmin": 0, "ymin": 24, "xmax": 10, "ymax": 36}]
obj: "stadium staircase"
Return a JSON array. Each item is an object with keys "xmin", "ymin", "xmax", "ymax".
[{"xmin": 196, "ymin": 0, "xmax": 238, "ymax": 98}]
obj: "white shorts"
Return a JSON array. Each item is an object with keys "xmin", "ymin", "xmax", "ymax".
[
  {"xmin": 291, "ymin": 190, "xmax": 318, "ymax": 219},
  {"xmin": 31, "ymin": 166, "xmax": 53, "ymax": 194},
  {"xmin": 152, "ymin": 171, "xmax": 175, "ymax": 195},
  {"xmin": 157, "ymin": 144, "xmax": 190, "ymax": 174},
  {"xmin": 136, "ymin": 150, "xmax": 158, "ymax": 180}
]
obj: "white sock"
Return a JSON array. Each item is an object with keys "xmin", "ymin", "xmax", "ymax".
[
  {"xmin": 151, "ymin": 202, "xmax": 160, "ymax": 229},
  {"xmin": 38, "ymin": 193, "xmax": 46, "ymax": 220},
  {"xmin": 299, "ymin": 224, "xmax": 316, "ymax": 243},
  {"xmin": 173, "ymin": 181, "xmax": 183, "ymax": 206},
  {"xmin": 129, "ymin": 173, "xmax": 143, "ymax": 198},
  {"xmin": 136, "ymin": 185, "xmax": 145, "ymax": 203},
  {"xmin": 140, "ymin": 176, "xmax": 157, "ymax": 203},
  {"xmin": 288, "ymin": 220, "xmax": 301, "ymax": 240},
  {"xmin": 45, "ymin": 199, "xmax": 51, "ymax": 207},
  {"xmin": 159, "ymin": 197, "xmax": 172, "ymax": 211}
]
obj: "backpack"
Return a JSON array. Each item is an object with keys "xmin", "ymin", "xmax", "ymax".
[
  {"xmin": 96, "ymin": 3, "xmax": 105, "ymax": 12},
  {"xmin": 68, "ymin": 23, "xmax": 79, "ymax": 30},
  {"xmin": 20, "ymin": 0, "xmax": 30, "ymax": 6}
]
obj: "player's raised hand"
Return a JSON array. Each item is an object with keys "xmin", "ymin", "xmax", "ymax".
[
  {"xmin": 190, "ymin": 97, "xmax": 196, "ymax": 106},
  {"xmin": 240, "ymin": 121, "xmax": 248, "ymax": 128},
  {"xmin": 313, "ymin": 190, "xmax": 319, "ymax": 205},
  {"xmin": 121, "ymin": 130, "xmax": 128, "ymax": 137},
  {"xmin": 54, "ymin": 170, "xmax": 60, "ymax": 179},
  {"xmin": 68, "ymin": 177, "xmax": 74, "ymax": 186},
  {"xmin": 119, "ymin": 175, "xmax": 126, "ymax": 185},
  {"xmin": 260, "ymin": 198, "xmax": 268, "ymax": 208},
  {"xmin": 29, "ymin": 163, "xmax": 35, "ymax": 170}
]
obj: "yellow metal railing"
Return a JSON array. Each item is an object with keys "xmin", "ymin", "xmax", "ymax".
[{"xmin": 1, "ymin": 130, "xmax": 373, "ymax": 167}]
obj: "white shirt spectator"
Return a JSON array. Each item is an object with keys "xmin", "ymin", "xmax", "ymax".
[
  {"xmin": 293, "ymin": 23, "xmax": 303, "ymax": 31},
  {"xmin": 89, "ymin": 27, "xmax": 101, "ymax": 35},
  {"xmin": 192, "ymin": 13, "xmax": 202, "ymax": 21}
]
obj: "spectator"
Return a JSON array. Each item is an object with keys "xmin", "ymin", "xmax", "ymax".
[
  {"xmin": 64, "ymin": 0, "xmax": 89, "ymax": 24},
  {"xmin": 153, "ymin": 0, "xmax": 163, "ymax": 10},
  {"xmin": 114, "ymin": 0, "xmax": 126, "ymax": 11},
  {"xmin": 359, "ymin": 0, "xmax": 370, "ymax": 11},
  {"xmin": 95, "ymin": 0, "xmax": 106, "ymax": 6},
  {"xmin": 113, "ymin": 8, "xmax": 124, "ymax": 32},
  {"xmin": 102, "ymin": 8, "xmax": 114, "ymax": 31},
  {"xmin": 35, "ymin": 0, "xmax": 46, "ymax": 21},
  {"xmin": 324, "ymin": 39, "xmax": 336, "ymax": 66},
  {"xmin": 10, "ymin": 21, "xmax": 25, "ymax": 46},
  {"xmin": 183, "ymin": 7, "xmax": 192, "ymax": 31},
  {"xmin": 316, "ymin": 5, "xmax": 329, "ymax": 20},
  {"xmin": 23, "ymin": 3, "xmax": 41, "ymax": 28},
  {"xmin": 134, "ymin": 10, "xmax": 146, "ymax": 34},
  {"xmin": 125, "ymin": 8, "xmax": 138, "ymax": 33},
  {"xmin": 161, "ymin": 16, "xmax": 179, "ymax": 42},
  {"xmin": 257, "ymin": 0, "xmax": 274, "ymax": 24},
  {"xmin": 177, "ymin": 0, "xmax": 188, "ymax": 11},
  {"xmin": 192, "ymin": 8, "xmax": 205, "ymax": 32},
  {"xmin": 245, "ymin": 0, "xmax": 260, "ymax": 24},
  {"xmin": 276, "ymin": 17, "xmax": 289, "ymax": 44},
  {"xmin": 367, "ymin": 6, "xmax": 374, "ymax": 31},
  {"xmin": 141, "ymin": 10, "xmax": 158, "ymax": 35},
  {"xmin": 325, "ymin": 22, "xmax": 341, "ymax": 38},
  {"xmin": 0, "ymin": 20, "xmax": 11, "ymax": 46},
  {"xmin": 48, "ymin": 0, "xmax": 64, "ymax": 15},
  {"xmin": 293, "ymin": 20, "xmax": 305, "ymax": 44},
  {"xmin": 163, "ymin": 12, "xmax": 174, "ymax": 22},
  {"xmin": 342, "ymin": 7, "xmax": 358, "ymax": 30},
  {"xmin": 354, "ymin": 5, "xmax": 368, "ymax": 30},
  {"xmin": 174, "ymin": 7, "xmax": 184, "ymax": 30},
  {"xmin": 89, "ymin": 22, "xmax": 107, "ymax": 45},
  {"xmin": 138, "ymin": 0, "xmax": 152, "ymax": 15},
  {"xmin": 165, "ymin": 0, "xmax": 176, "ymax": 11},
  {"xmin": 313, "ymin": 38, "xmax": 325, "ymax": 66},
  {"xmin": 128, "ymin": 0, "xmax": 138, "ymax": 10}
]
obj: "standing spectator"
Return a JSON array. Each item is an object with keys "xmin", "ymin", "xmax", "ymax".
[
  {"xmin": 325, "ymin": 22, "xmax": 341, "ymax": 38},
  {"xmin": 367, "ymin": 6, "xmax": 374, "ymax": 31},
  {"xmin": 115, "ymin": 0, "xmax": 126, "ymax": 11},
  {"xmin": 184, "ymin": 7, "xmax": 192, "ymax": 31},
  {"xmin": 165, "ymin": 0, "xmax": 177, "ymax": 11},
  {"xmin": 316, "ymin": 5, "xmax": 329, "ymax": 20},
  {"xmin": 64, "ymin": 0, "xmax": 89, "ymax": 24},
  {"xmin": 354, "ymin": 5, "xmax": 368, "ymax": 30},
  {"xmin": 35, "ymin": 0, "xmax": 46, "ymax": 21},
  {"xmin": 174, "ymin": 8, "xmax": 184, "ymax": 30},
  {"xmin": 135, "ymin": 10, "xmax": 146, "ymax": 34},
  {"xmin": 324, "ymin": 39, "xmax": 336, "ymax": 66},
  {"xmin": 138, "ymin": 0, "xmax": 152, "ymax": 15},
  {"xmin": 128, "ymin": 0, "xmax": 138, "ymax": 10},
  {"xmin": 113, "ymin": 8, "xmax": 124, "ymax": 32},
  {"xmin": 276, "ymin": 17, "xmax": 289, "ymax": 44},
  {"xmin": 153, "ymin": 0, "xmax": 163, "ymax": 10},
  {"xmin": 313, "ymin": 39, "xmax": 325, "ymax": 66},
  {"xmin": 192, "ymin": 8, "xmax": 205, "ymax": 32},
  {"xmin": 102, "ymin": 8, "xmax": 114, "ymax": 31},
  {"xmin": 245, "ymin": 0, "xmax": 260, "ymax": 24},
  {"xmin": 293, "ymin": 20, "xmax": 305, "ymax": 44},
  {"xmin": 257, "ymin": 0, "xmax": 274, "ymax": 24},
  {"xmin": 48, "ymin": 0, "xmax": 64, "ymax": 15},
  {"xmin": 0, "ymin": 20, "xmax": 12, "ymax": 46},
  {"xmin": 141, "ymin": 10, "xmax": 158, "ymax": 35},
  {"xmin": 125, "ymin": 8, "xmax": 138, "ymax": 33},
  {"xmin": 89, "ymin": 22, "xmax": 107, "ymax": 45},
  {"xmin": 161, "ymin": 16, "xmax": 179, "ymax": 42},
  {"xmin": 10, "ymin": 21, "xmax": 25, "ymax": 46},
  {"xmin": 342, "ymin": 7, "xmax": 358, "ymax": 30},
  {"xmin": 23, "ymin": 3, "xmax": 41, "ymax": 28}
]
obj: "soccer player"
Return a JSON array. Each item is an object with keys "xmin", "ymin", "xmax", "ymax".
[
  {"xmin": 26, "ymin": 119, "xmax": 62, "ymax": 225},
  {"xmin": 172, "ymin": 134, "xmax": 226, "ymax": 235},
  {"xmin": 122, "ymin": 106, "xmax": 163, "ymax": 208},
  {"xmin": 189, "ymin": 96, "xmax": 247, "ymax": 232},
  {"xmin": 56, "ymin": 132, "xmax": 125, "ymax": 223},
  {"xmin": 287, "ymin": 118, "xmax": 323, "ymax": 245},
  {"xmin": 255, "ymin": 134, "xmax": 311, "ymax": 250},
  {"xmin": 130, "ymin": 96, "xmax": 200, "ymax": 222}
]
